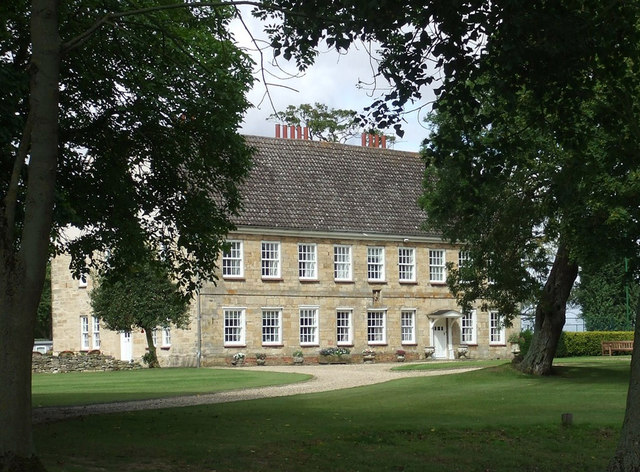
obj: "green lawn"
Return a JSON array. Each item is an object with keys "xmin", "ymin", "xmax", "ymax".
[
  {"xmin": 32, "ymin": 367, "xmax": 311, "ymax": 407},
  {"xmin": 34, "ymin": 358, "xmax": 631, "ymax": 472}
]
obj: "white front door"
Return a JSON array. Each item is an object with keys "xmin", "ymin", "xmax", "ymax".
[
  {"xmin": 120, "ymin": 331, "xmax": 132, "ymax": 362},
  {"xmin": 433, "ymin": 324, "xmax": 447, "ymax": 358}
]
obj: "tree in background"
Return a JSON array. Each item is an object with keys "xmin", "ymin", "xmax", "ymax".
[
  {"xmin": 35, "ymin": 262, "xmax": 52, "ymax": 340},
  {"xmin": 1, "ymin": 1, "xmax": 253, "ymax": 468},
  {"xmin": 269, "ymin": 102, "xmax": 359, "ymax": 142},
  {"xmin": 574, "ymin": 261, "xmax": 639, "ymax": 331},
  {"xmin": 90, "ymin": 256, "xmax": 189, "ymax": 368}
]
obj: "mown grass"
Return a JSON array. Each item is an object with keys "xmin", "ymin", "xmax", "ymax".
[
  {"xmin": 32, "ymin": 368, "xmax": 311, "ymax": 407},
  {"xmin": 34, "ymin": 358, "xmax": 630, "ymax": 472},
  {"xmin": 393, "ymin": 358, "xmax": 509, "ymax": 371}
]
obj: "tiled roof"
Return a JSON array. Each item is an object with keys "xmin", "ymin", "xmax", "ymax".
[{"xmin": 235, "ymin": 136, "xmax": 437, "ymax": 238}]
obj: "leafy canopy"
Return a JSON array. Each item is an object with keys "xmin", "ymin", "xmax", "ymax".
[{"xmin": 2, "ymin": 0, "xmax": 256, "ymax": 293}]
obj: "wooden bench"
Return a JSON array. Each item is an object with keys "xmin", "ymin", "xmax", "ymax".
[{"xmin": 601, "ymin": 340, "xmax": 634, "ymax": 356}]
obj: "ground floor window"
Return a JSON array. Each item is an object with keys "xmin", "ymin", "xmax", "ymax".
[
  {"xmin": 224, "ymin": 308, "xmax": 245, "ymax": 346},
  {"xmin": 80, "ymin": 316, "xmax": 90, "ymax": 350},
  {"xmin": 489, "ymin": 310, "xmax": 505, "ymax": 344},
  {"xmin": 461, "ymin": 310, "xmax": 476, "ymax": 344},
  {"xmin": 401, "ymin": 310, "xmax": 416, "ymax": 344},
  {"xmin": 367, "ymin": 310, "xmax": 387, "ymax": 344},
  {"xmin": 262, "ymin": 308, "xmax": 282, "ymax": 345},
  {"xmin": 336, "ymin": 309, "xmax": 353, "ymax": 345},
  {"xmin": 299, "ymin": 307, "xmax": 319, "ymax": 345}
]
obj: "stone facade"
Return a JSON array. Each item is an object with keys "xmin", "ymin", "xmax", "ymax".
[{"xmin": 50, "ymin": 135, "xmax": 520, "ymax": 366}]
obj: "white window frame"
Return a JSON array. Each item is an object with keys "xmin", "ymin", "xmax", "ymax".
[
  {"xmin": 367, "ymin": 309, "xmax": 387, "ymax": 345},
  {"xmin": 223, "ymin": 308, "xmax": 246, "ymax": 346},
  {"xmin": 367, "ymin": 247, "xmax": 385, "ymax": 282},
  {"xmin": 298, "ymin": 243, "xmax": 318, "ymax": 280},
  {"xmin": 91, "ymin": 316, "xmax": 101, "ymax": 350},
  {"xmin": 80, "ymin": 315, "xmax": 90, "ymax": 350},
  {"xmin": 490, "ymin": 310, "xmax": 505, "ymax": 345},
  {"xmin": 401, "ymin": 309, "xmax": 416, "ymax": 344},
  {"xmin": 429, "ymin": 249, "xmax": 446, "ymax": 283},
  {"xmin": 162, "ymin": 327, "xmax": 171, "ymax": 347},
  {"xmin": 398, "ymin": 247, "xmax": 416, "ymax": 282},
  {"xmin": 334, "ymin": 245, "xmax": 352, "ymax": 281},
  {"xmin": 299, "ymin": 306, "xmax": 319, "ymax": 345},
  {"xmin": 222, "ymin": 240, "xmax": 244, "ymax": 278},
  {"xmin": 261, "ymin": 241, "xmax": 281, "ymax": 279},
  {"xmin": 461, "ymin": 309, "xmax": 477, "ymax": 344},
  {"xmin": 336, "ymin": 309, "xmax": 353, "ymax": 345},
  {"xmin": 261, "ymin": 308, "xmax": 282, "ymax": 345},
  {"xmin": 152, "ymin": 328, "xmax": 158, "ymax": 347},
  {"xmin": 78, "ymin": 274, "xmax": 88, "ymax": 288}
]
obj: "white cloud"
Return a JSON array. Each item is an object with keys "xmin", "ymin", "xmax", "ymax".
[{"xmin": 231, "ymin": 10, "xmax": 434, "ymax": 152}]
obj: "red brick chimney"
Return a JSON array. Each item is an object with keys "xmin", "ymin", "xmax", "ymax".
[
  {"xmin": 361, "ymin": 133, "xmax": 387, "ymax": 149},
  {"xmin": 275, "ymin": 124, "xmax": 310, "ymax": 140}
]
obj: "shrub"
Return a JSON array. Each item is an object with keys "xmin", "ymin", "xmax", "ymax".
[
  {"xmin": 561, "ymin": 331, "xmax": 634, "ymax": 357},
  {"xmin": 319, "ymin": 347, "xmax": 350, "ymax": 356},
  {"xmin": 519, "ymin": 330, "xmax": 634, "ymax": 358}
]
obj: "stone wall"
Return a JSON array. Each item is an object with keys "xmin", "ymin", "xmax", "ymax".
[{"xmin": 32, "ymin": 351, "xmax": 142, "ymax": 373}]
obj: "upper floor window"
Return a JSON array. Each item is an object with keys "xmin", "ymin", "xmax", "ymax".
[
  {"xmin": 336, "ymin": 309, "xmax": 353, "ymax": 345},
  {"xmin": 78, "ymin": 273, "xmax": 88, "ymax": 288},
  {"xmin": 222, "ymin": 240, "xmax": 244, "ymax": 278},
  {"xmin": 429, "ymin": 249, "xmax": 446, "ymax": 283},
  {"xmin": 461, "ymin": 310, "xmax": 477, "ymax": 344},
  {"xmin": 367, "ymin": 247, "xmax": 385, "ymax": 281},
  {"xmin": 458, "ymin": 250, "xmax": 471, "ymax": 282},
  {"xmin": 298, "ymin": 243, "xmax": 317, "ymax": 280},
  {"xmin": 261, "ymin": 241, "xmax": 281, "ymax": 278},
  {"xmin": 299, "ymin": 307, "xmax": 319, "ymax": 345},
  {"xmin": 398, "ymin": 248, "xmax": 416, "ymax": 282},
  {"xmin": 334, "ymin": 245, "xmax": 352, "ymax": 281},
  {"xmin": 489, "ymin": 310, "xmax": 505, "ymax": 345},
  {"xmin": 401, "ymin": 310, "xmax": 416, "ymax": 344}
]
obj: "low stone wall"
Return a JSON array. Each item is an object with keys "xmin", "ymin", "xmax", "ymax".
[{"xmin": 32, "ymin": 351, "xmax": 143, "ymax": 373}]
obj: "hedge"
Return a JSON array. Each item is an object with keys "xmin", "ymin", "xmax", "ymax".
[{"xmin": 519, "ymin": 330, "xmax": 634, "ymax": 357}]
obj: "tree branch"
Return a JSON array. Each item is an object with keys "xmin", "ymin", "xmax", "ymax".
[
  {"xmin": 4, "ymin": 112, "xmax": 33, "ymax": 242},
  {"xmin": 61, "ymin": 1, "xmax": 266, "ymax": 54}
]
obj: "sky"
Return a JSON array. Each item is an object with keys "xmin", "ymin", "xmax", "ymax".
[{"xmin": 230, "ymin": 10, "xmax": 435, "ymax": 152}]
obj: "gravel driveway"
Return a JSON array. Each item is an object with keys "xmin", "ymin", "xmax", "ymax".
[{"xmin": 33, "ymin": 363, "xmax": 479, "ymax": 424}]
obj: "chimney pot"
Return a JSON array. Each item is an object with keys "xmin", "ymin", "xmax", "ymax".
[
  {"xmin": 381, "ymin": 135, "xmax": 387, "ymax": 149},
  {"xmin": 283, "ymin": 125, "xmax": 288, "ymax": 139},
  {"xmin": 275, "ymin": 124, "xmax": 281, "ymax": 138},
  {"xmin": 304, "ymin": 127, "xmax": 309, "ymax": 140}
]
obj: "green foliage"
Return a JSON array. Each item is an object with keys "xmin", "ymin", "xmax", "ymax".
[
  {"xmin": 35, "ymin": 261, "xmax": 52, "ymax": 339},
  {"xmin": 269, "ymin": 102, "xmax": 359, "ymax": 142},
  {"xmin": 90, "ymin": 254, "xmax": 189, "ymax": 366},
  {"xmin": 3, "ymin": 0, "xmax": 255, "ymax": 294},
  {"xmin": 319, "ymin": 347, "xmax": 350, "ymax": 356},
  {"xmin": 555, "ymin": 331, "xmax": 635, "ymax": 357},
  {"xmin": 574, "ymin": 261, "xmax": 639, "ymax": 331}
]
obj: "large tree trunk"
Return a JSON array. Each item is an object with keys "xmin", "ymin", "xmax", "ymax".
[
  {"xmin": 517, "ymin": 243, "xmax": 578, "ymax": 375},
  {"xmin": 608, "ymin": 297, "xmax": 640, "ymax": 472},
  {"xmin": 0, "ymin": 0, "xmax": 59, "ymax": 470}
]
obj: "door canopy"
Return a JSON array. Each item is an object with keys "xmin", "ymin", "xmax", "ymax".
[{"xmin": 427, "ymin": 309, "xmax": 463, "ymax": 320}]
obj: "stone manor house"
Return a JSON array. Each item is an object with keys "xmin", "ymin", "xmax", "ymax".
[{"xmin": 52, "ymin": 130, "xmax": 520, "ymax": 366}]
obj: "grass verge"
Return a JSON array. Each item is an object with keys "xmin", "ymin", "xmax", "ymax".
[{"xmin": 34, "ymin": 358, "xmax": 629, "ymax": 471}]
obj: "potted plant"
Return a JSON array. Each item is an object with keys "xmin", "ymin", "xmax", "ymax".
[
  {"xmin": 292, "ymin": 350, "xmax": 304, "ymax": 365},
  {"xmin": 231, "ymin": 352, "xmax": 245, "ymax": 366},
  {"xmin": 318, "ymin": 347, "xmax": 351, "ymax": 364},
  {"xmin": 256, "ymin": 352, "xmax": 267, "ymax": 366},
  {"xmin": 396, "ymin": 349, "xmax": 406, "ymax": 362},
  {"xmin": 362, "ymin": 348, "xmax": 376, "ymax": 363},
  {"xmin": 508, "ymin": 332, "xmax": 524, "ymax": 354}
]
